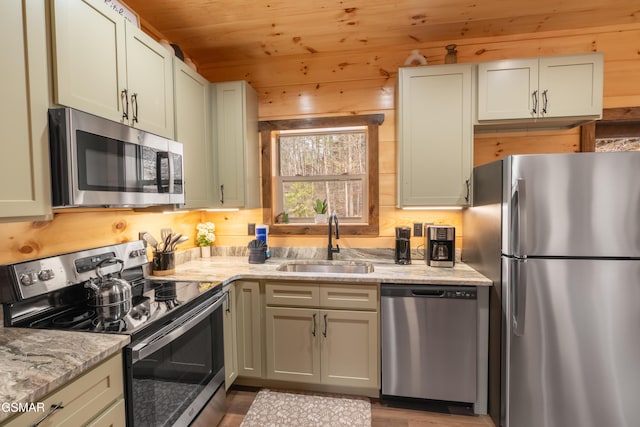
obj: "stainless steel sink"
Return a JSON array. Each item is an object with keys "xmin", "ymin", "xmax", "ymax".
[{"xmin": 277, "ymin": 260, "xmax": 374, "ymax": 274}]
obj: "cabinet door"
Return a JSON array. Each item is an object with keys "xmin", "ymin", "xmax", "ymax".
[
  {"xmin": 86, "ymin": 399, "xmax": 126, "ymax": 427},
  {"xmin": 174, "ymin": 62, "xmax": 212, "ymax": 208},
  {"xmin": 477, "ymin": 58, "xmax": 539, "ymax": 120},
  {"xmin": 211, "ymin": 81, "xmax": 260, "ymax": 208},
  {"xmin": 223, "ymin": 284, "xmax": 238, "ymax": 389},
  {"xmin": 3, "ymin": 354, "xmax": 124, "ymax": 427},
  {"xmin": 0, "ymin": 0, "xmax": 51, "ymax": 219},
  {"xmin": 235, "ymin": 281, "xmax": 262, "ymax": 378},
  {"xmin": 52, "ymin": 0, "xmax": 126, "ymax": 123},
  {"xmin": 320, "ymin": 310, "xmax": 379, "ymax": 388},
  {"xmin": 397, "ymin": 64, "xmax": 473, "ymax": 207},
  {"xmin": 538, "ymin": 53, "xmax": 603, "ymax": 118},
  {"xmin": 265, "ymin": 306, "xmax": 321, "ymax": 383},
  {"xmin": 125, "ymin": 21, "xmax": 175, "ymax": 138}
]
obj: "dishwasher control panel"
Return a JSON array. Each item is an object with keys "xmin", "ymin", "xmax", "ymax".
[{"xmin": 444, "ymin": 289, "xmax": 476, "ymax": 299}]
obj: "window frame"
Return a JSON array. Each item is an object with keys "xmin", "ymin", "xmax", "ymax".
[{"xmin": 259, "ymin": 114, "xmax": 383, "ymax": 236}]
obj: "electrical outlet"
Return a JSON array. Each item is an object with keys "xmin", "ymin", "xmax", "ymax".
[
  {"xmin": 413, "ymin": 223, "xmax": 422, "ymax": 237},
  {"xmin": 248, "ymin": 223, "xmax": 256, "ymax": 235},
  {"xmin": 138, "ymin": 231, "xmax": 147, "ymax": 241}
]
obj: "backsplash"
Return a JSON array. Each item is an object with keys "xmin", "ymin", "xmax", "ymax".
[{"xmin": 181, "ymin": 246, "xmax": 462, "ymax": 263}]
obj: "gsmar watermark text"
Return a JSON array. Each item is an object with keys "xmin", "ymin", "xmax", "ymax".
[{"xmin": 1, "ymin": 402, "xmax": 45, "ymax": 413}]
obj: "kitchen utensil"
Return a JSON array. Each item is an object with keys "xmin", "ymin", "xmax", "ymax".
[
  {"xmin": 85, "ymin": 258, "xmax": 132, "ymax": 322},
  {"xmin": 167, "ymin": 233, "xmax": 182, "ymax": 251},
  {"xmin": 161, "ymin": 228, "xmax": 172, "ymax": 243},
  {"xmin": 248, "ymin": 239, "xmax": 266, "ymax": 248},
  {"xmin": 142, "ymin": 232, "xmax": 158, "ymax": 250},
  {"xmin": 172, "ymin": 235, "xmax": 189, "ymax": 250}
]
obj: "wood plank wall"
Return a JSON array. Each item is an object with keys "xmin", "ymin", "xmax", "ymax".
[
  {"xmin": 0, "ymin": 23, "xmax": 637, "ymax": 263},
  {"xmin": 202, "ymin": 23, "xmax": 640, "ymax": 252}
]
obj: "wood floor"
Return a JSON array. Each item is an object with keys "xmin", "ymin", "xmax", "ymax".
[{"xmin": 193, "ymin": 387, "xmax": 497, "ymax": 427}]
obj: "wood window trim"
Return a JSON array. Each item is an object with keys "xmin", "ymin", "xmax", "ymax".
[
  {"xmin": 259, "ymin": 114, "xmax": 384, "ymax": 236},
  {"xmin": 580, "ymin": 106, "xmax": 640, "ymax": 151}
]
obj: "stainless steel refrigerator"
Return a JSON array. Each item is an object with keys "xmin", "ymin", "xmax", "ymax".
[{"xmin": 463, "ymin": 152, "xmax": 640, "ymax": 427}]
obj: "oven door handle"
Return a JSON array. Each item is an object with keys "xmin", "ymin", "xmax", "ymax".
[{"xmin": 131, "ymin": 292, "xmax": 226, "ymax": 362}]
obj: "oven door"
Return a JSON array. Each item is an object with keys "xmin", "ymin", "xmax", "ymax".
[{"xmin": 124, "ymin": 292, "xmax": 226, "ymax": 427}]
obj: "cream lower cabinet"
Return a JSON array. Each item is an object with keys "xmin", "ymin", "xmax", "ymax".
[
  {"xmin": 223, "ymin": 283, "xmax": 238, "ymax": 389},
  {"xmin": 265, "ymin": 283, "xmax": 379, "ymax": 389},
  {"xmin": 0, "ymin": 0, "xmax": 51, "ymax": 220},
  {"xmin": 235, "ymin": 281, "xmax": 263, "ymax": 378},
  {"xmin": 3, "ymin": 353, "xmax": 125, "ymax": 427}
]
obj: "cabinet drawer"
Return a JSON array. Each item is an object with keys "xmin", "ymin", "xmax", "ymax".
[
  {"xmin": 266, "ymin": 282, "xmax": 319, "ymax": 307},
  {"xmin": 320, "ymin": 284, "xmax": 378, "ymax": 310},
  {"xmin": 4, "ymin": 353, "xmax": 124, "ymax": 427}
]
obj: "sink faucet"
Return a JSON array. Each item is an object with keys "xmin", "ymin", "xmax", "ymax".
[{"xmin": 327, "ymin": 212, "xmax": 340, "ymax": 260}]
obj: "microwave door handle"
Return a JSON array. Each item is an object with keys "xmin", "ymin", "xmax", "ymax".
[
  {"xmin": 156, "ymin": 152, "xmax": 169, "ymax": 193},
  {"xmin": 168, "ymin": 152, "xmax": 175, "ymax": 194},
  {"xmin": 131, "ymin": 293, "xmax": 227, "ymax": 362}
]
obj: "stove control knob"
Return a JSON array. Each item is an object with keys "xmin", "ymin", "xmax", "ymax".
[
  {"xmin": 130, "ymin": 249, "xmax": 146, "ymax": 257},
  {"xmin": 38, "ymin": 269, "xmax": 55, "ymax": 281},
  {"xmin": 19, "ymin": 272, "xmax": 38, "ymax": 286}
]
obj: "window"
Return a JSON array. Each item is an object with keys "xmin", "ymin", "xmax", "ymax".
[
  {"xmin": 260, "ymin": 115, "xmax": 383, "ymax": 235},
  {"xmin": 277, "ymin": 127, "xmax": 367, "ymax": 223}
]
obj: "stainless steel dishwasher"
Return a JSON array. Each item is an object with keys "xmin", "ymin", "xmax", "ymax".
[{"xmin": 381, "ymin": 284, "xmax": 477, "ymax": 404}]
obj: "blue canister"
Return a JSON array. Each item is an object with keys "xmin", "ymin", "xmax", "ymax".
[{"xmin": 255, "ymin": 224, "xmax": 270, "ymax": 258}]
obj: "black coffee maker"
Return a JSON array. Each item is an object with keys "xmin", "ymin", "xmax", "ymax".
[{"xmin": 395, "ymin": 227, "xmax": 411, "ymax": 264}]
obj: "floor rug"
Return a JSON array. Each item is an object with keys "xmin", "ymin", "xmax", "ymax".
[{"xmin": 240, "ymin": 389, "xmax": 372, "ymax": 427}]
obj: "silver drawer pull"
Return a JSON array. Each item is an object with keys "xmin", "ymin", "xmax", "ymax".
[{"xmin": 31, "ymin": 402, "xmax": 64, "ymax": 427}]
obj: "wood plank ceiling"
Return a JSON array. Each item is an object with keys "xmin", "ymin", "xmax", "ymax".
[{"xmin": 124, "ymin": 0, "xmax": 640, "ymax": 70}]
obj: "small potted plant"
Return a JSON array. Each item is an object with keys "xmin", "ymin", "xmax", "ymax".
[
  {"xmin": 313, "ymin": 199, "xmax": 328, "ymax": 224},
  {"xmin": 196, "ymin": 222, "xmax": 216, "ymax": 258}
]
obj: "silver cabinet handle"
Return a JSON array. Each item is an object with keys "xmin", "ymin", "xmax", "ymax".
[
  {"xmin": 464, "ymin": 178, "xmax": 471, "ymax": 203},
  {"xmin": 131, "ymin": 93, "xmax": 139, "ymax": 123},
  {"xmin": 31, "ymin": 402, "xmax": 64, "ymax": 427},
  {"xmin": 312, "ymin": 313, "xmax": 317, "ymax": 336},
  {"xmin": 541, "ymin": 89, "xmax": 548, "ymax": 115},
  {"xmin": 322, "ymin": 313, "xmax": 328, "ymax": 337},
  {"xmin": 121, "ymin": 89, "xmax": 129, "ymax": 120}
]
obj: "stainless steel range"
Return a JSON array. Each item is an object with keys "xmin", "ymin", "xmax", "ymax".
[{"xmin": 0, "ymin": 240, "xmax": 226, "ymax": 427}]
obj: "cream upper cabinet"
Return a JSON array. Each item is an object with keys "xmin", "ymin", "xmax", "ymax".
[
  {"xmin": 235, "ymin": 281, "xmax": 262, "ymax": 378},
  {"xmin": 223, "ymin": 284, "xmax": 238, "ymax": 389},
  {"xmin": 211, "ymin": 81, "xmax": 260, "ymax": 208},
  {"xmin": 0, "ymin": 0, "xmax": 51, "ymax": 220},
  {"xmin": 174, "ymin": 61, "xmax": 212, "ymax": 208},
  {"xmin": 52, "ymin": 0, "xmax": 175, "ymax": 138},
  {"xmin": 477, "ymin": 53, "xmax": 603, "ymax": 124},
  {"xmin": 397, "ymin": 64, "xmax": 473, "ymax": 207},
  {"xmin": 124, "ymin": 21, "xmax": 175, "ymax": 137},
  {"xmin": 264, "ymin": 282, "xmax": 379, "ymax": 390}
]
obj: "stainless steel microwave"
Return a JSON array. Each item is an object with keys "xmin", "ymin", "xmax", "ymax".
[{"xmin": 48, "ymin": 108, "xmax": 184, "ymax": 208}]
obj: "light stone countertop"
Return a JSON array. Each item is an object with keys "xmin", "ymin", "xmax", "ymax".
[
  {"xmin": 152, "ymin": 255, "xmax": 492, "ymax": 287},
  {"xmin": 0, "ymin": 252, "xmax": 489, "ymax": 422},
  {"xmin": 0, "ymin": 328, "xmax": 128, "ymax": 422}
]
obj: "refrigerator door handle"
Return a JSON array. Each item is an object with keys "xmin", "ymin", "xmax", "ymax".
[
  {"xmin": 510, "ymin": 179, "xmax": 527, "ymax": 258},
  {"xmin": 511, "ymin": 259, "xmax": 527, "ymax": 336}
]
